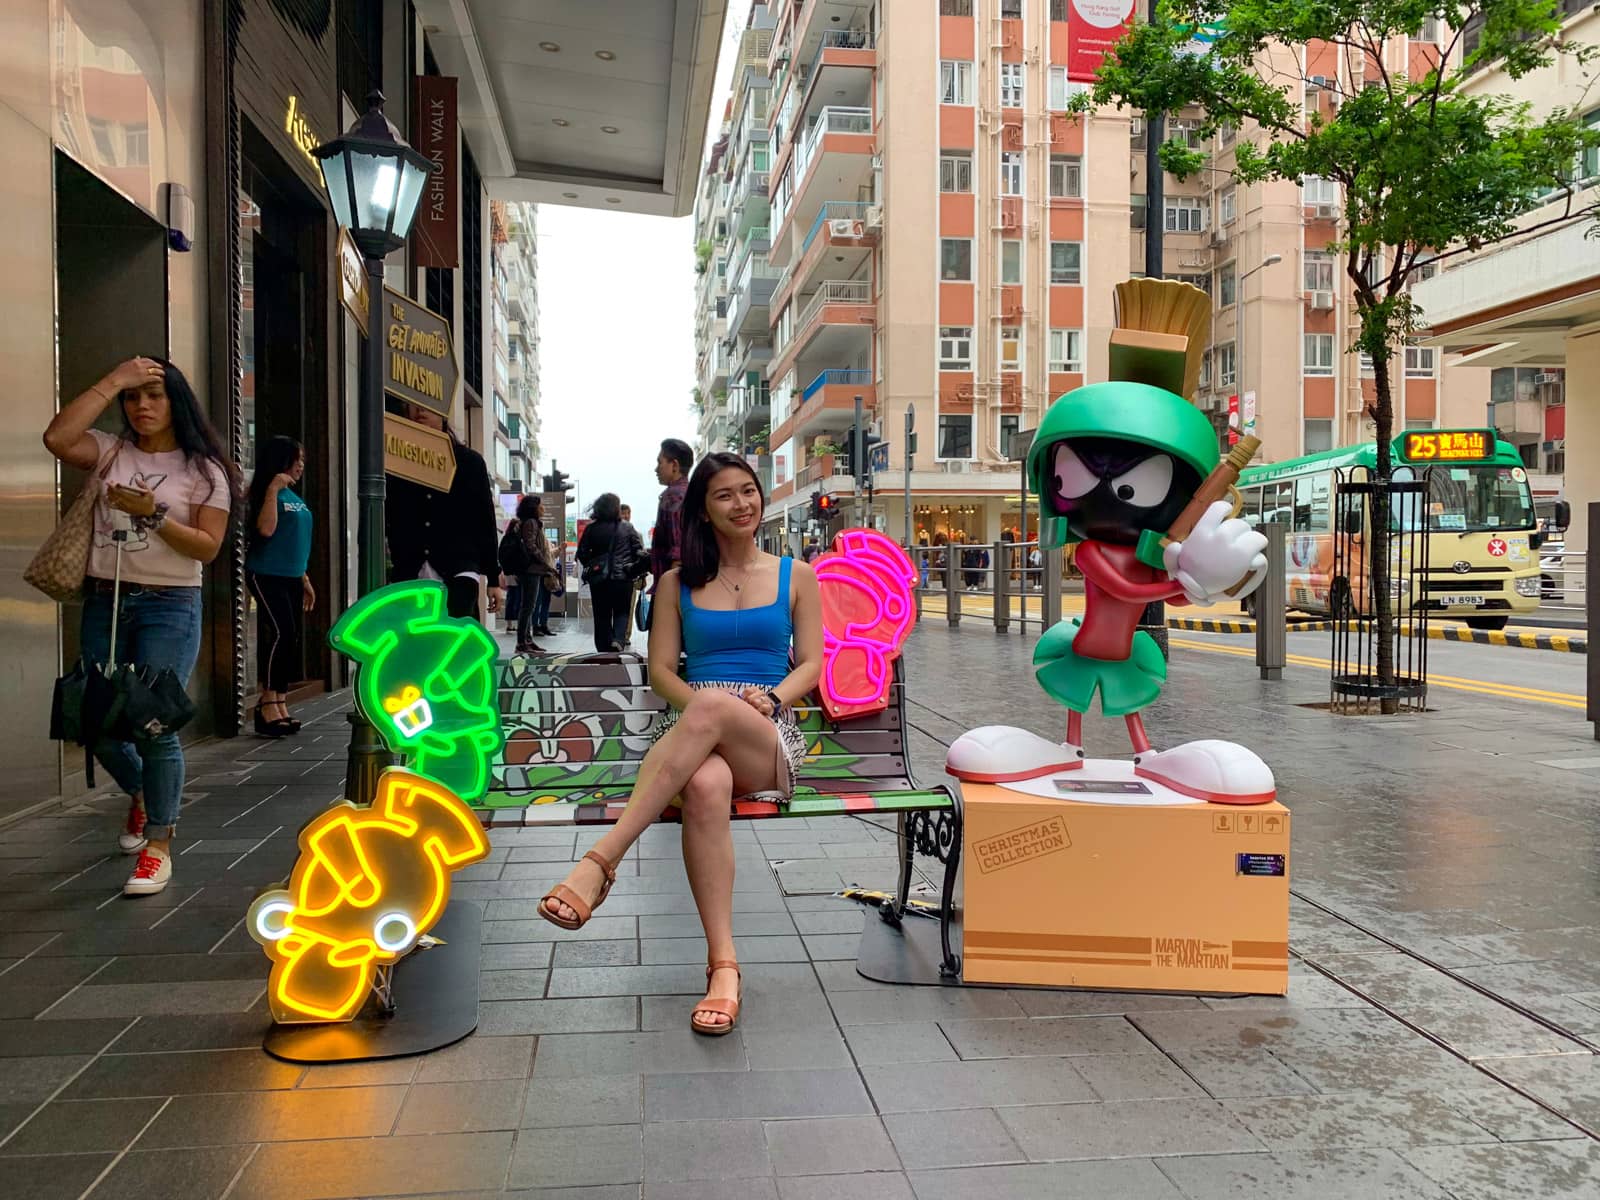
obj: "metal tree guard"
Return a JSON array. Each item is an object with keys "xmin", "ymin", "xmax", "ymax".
[{"xmin": 1329, "ymin": 467, "xmax": 1431, "ymax": 713}]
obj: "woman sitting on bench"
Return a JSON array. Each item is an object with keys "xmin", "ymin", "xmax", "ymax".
[{"xmin": 540, "ymin": 452, "xmax": 823, "ymax": 1035}]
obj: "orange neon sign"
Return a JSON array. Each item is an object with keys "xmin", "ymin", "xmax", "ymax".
[
  {"xmin": 247, "ymin": 769, "xmax": 490, "ymax": 1023},
  {"xmin": 1399, "ymin": 428, "xmax": 1492, "ymax": 463}
]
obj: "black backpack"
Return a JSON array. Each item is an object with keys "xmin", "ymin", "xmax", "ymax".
[{"xmin": 498, "ymin": 522, "xmax": 532, "ymax": 575}]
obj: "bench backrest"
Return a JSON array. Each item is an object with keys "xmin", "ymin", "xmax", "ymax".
[{"xmin": 490, "ymin": 653, "xmax": 915, "ymax": 805}]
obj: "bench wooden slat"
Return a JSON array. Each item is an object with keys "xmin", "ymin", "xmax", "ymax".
[{"xmin": 483, "ymin": 787, "xmax": 955, "ymax": 827}]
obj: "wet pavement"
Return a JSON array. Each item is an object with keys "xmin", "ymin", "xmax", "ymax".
[{"xmin": 0, "ymin": 608, "xmax": 1596, "ymax": 1198}]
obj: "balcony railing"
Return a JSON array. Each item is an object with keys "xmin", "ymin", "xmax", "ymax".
[
  {"xmin": 795, "ymin": 106, "xmax": 872, "ymax": 189},
  {"xmin": 801, "ymin": 29, "xmax": 876, "ymax": 92},
  {"xmin": 801, "ymin": 368, "xmax": 872, "ymax": 403},
  {"xmin": 740, "ymin": 27, "xmax": 774, "ymax": 68},
  {"xmin": 802, "ymin": 201, "xmax": 873, "ymax": 255},
  {"xmin": 796, "ymin": 279, "xmax": 872, "ymax": 334},
  {"xmin": 799, "ymin": 454, "xmax": 853, "ymax": 486}
]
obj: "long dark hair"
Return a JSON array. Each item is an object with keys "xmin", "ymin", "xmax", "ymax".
[
  {"xmin": 117, "ymin": 357, "xmax": 240, "ymax": 507},
  {"xmin": 516, "ymin": 494, "xmax": 543, "ymax": 525},
  {"xmin": 680, "ymin": 452, "xmax": 764, "ymax": 589},
  {"xmin": 246, "ymin": 436, "xmax": 304, "ymax": 546},
  {"xmin": 589, "ymin": 492, "xmax": 621, "ymax": 523}
]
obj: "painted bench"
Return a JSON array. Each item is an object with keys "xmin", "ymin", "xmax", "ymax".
[{"xmin": 478, "ymin": 651, "xmax": 963, "ymax": 977}]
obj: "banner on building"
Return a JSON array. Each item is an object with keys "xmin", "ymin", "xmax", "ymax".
[
  {"xmin": 383, "ymin": 286, "xmax": 459, "ymax": 418},
  {"xmin": 415, "ymin": 76, "xmax": 459, "ymax": 269},
  {"xmin": 1067, "ymin": 0, "xmax": 1137, "ymax": 83},
  {"xmin": 336, "ymin": 227, "xmax": 369, "ymax": 335},
  {"xmin": 1227, "ymin": 393, "xmax": 1241, "ymax": 446}
]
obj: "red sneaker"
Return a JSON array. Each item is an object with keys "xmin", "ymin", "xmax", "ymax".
[
  {"xmin": 118, "ymin": 800, "xmax": 148, "ymax": 854},
  {"xmin": 124, "ymin": 849, "xmax": 171, "ymax": 896}
]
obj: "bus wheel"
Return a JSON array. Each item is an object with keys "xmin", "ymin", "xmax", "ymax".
[
  {"xmin": 1464, "ymin": 616, "xmax": 1508, "ymax": 631},
  {"xmin": 1241, "ymin": 593, "xmax": 1256, "ymax": 619}
]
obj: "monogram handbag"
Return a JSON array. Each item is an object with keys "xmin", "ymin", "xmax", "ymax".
[{"xmin": 25, "ymin": 442, "xmax": 121, "ymax": 603}]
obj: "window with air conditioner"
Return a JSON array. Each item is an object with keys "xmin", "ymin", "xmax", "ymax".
[
  {"xmin": 1001, "ymin": 152, "xmax": 1024, "ymax": 195},
  {"xmin": 1303, "ymin": 419, "xmax": 1334, "ymax": 453},
  {"xmin": 939, "ymin": 151, "xmax": 973, "ymax": 193},
  {"xmin": 1050, "ymin": 241, "xmax": 1082, "ymax": 285},
  {"xmin": 1000, "ymin": 326, "xmax": 1023, "ymax": 373},
  {"xmin": 1304, "ymin": 252, "xmax": 1335, "ymax": 293},
  {"xmin": 1049, "ymin": 67, "xmax": 1086, "ymax": 110},
  {"xmin": 1302, "ymin": 174, "xmax": 1339, "ymax": 205},
  {"xmin": 1048, "ymin": 328, "xmax": 1084, "ymax": 373},
  {"xmin": 1049, "ymin": 155, "xmax": 1082, "ymax": 198},
  {"xmin": 938, "ymin": 413, "xmax": 975, "ymax": 460},
  {"xmin": 1218, "ymin": 264, "xmax": 1236, "ymax": 307},
  {"xmin": 1165, "ymin": 196, "xmax": 1206, "ymax": 233},
  {"xmin": 940, "ymin": 60, "xmax": 974, "ymax": 105},
  {"xmin": 1404, "ymin": 345, "xmax": 1436, "ymax": 377},
  {"xmin": 940, "ymin": 238, "xmax": 973, "ymax": 281},
  {"xmin": 939, "ymin": 326, "xmax": 973, "ymax": 370},
  {"xmin": 1220, "ymin": 187, "xmax": 1237, "ymax": 225},
  {"xmin": 1412, "ymin": 253, "xmax": 1439, "ymax": 282},
  {"xmin": 1167, "ymin": 117, "xmax": 1203, "ymax": 149},
  {"xmin": 1304, "ymin": 333, "xmax": 1335, "ymax": 375},
  {"xmin": 1217, "ymin": 342, "xmax": 1237, "ymax": 387},
  {"xmin": 1001, "ymin": 63, "xmax": 1024, "ymax": 108},
  {"xmin": 1001, "ymin": 240, "xmax": 1023, "ymax": 285},
  {"xmin": 1131, "ymin": 116, "xmax": 1146, "ymax": 149},
  {"xmin": 1130, "ymin": 194, "xmax": 1147, "ymax": 229}
]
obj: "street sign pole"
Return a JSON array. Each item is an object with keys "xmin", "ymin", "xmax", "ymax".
[
  {"xmin": 904, "ymin": 403, "xmax": 915, "ymax": 550},
  {"xmin": 853, "ymin": 394, "xmax": 865, "ymax": 527}
]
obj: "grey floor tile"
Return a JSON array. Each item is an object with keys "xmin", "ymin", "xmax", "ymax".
[
  {"xmin": 1222, "ymin": 1090, "xmax": 1495, "ymax": 1150},
  {"xmin": 481, "ymin": 969, "xmax": 552, "ymax": 1000},
  {"xmin": 645, "ymin": 1068, "xmax": 873, "ymax": 1122},
  {"xmin": 830, "ymin": 988, "xmax": 1025, "ymax": 1026},
  {"xmin": 483, "ymin": 942, "xmax": 558, "ymax": 970},
  {"xmin": 107, "ymin": 1011, "xmax": 271, "ymax": 1054},
  {"xmin": 1067, "ymin": 1053, "xmax": 1208, "ymax": 1102},
  {"xmin": 507, "ymin": 1122, "xmax": 642, "ymax": 1189},
  {"xmin": 91, "ymin": 952, "xmax": 265, "ymax": 985},
  {"xmin": 644, "ymin": 1118, "xmax": 773, "ymax": 1181},
  {"xmin": 1486, "ymin": 1053, "xmax": 1600, "ymax": 1129},
  {"xmin": 999, "ymin": 1097, "xmax": 1263, "ymax": 1161},
  {"xmin": 764, "ymin": 1114, "xmax": 900, "ymax": 1176},
  {"xmin": 742, "ymin": 1027, "xmax": 853, "ymax": 1070},
  {"xmin": 64, "ymin": 1048, "xmax": 302, "ymax": 1098},
  {"xmin": 2, "ymin": 1053, "xmax": 95, "ymax": 1103},
  {"xmin": 548, "ymin": 965, "xmax": 716, "ymax": 997},
  {"xmin": 908, "ymin": 1159, "xmax": 1184, "ymax": 1200},
  {"xmin": 882, "ymin": 1108, "xmax": 1025, "ymax": 1170},
  {"xmin": 1007, "ymin": 989, "xmax": 1209, "ymax": 1018},
  {"xmin": 863, "ymin": 1058, "xmax": 1095, "ymax": 1113},
  {"xmin": 535, "ymin": 1029, "xmax": 748, "ymax": 1079},
  {"xmin": 3, "ymin": 1152, "xmax": 115, "ymax": 1200},
  {"xmin": 643, "ymin": 935, "xmax": 807, "ymax": 965},
  {"xmin": 551, "ymin": 940, "xmax": 640, "ymax": 967},
  {"xmin": 0, "ymin": 1096, "xmax": 157, "ymax": 1155},
  {"xmin": 841, "ymin": 1022, "xmax": 957, "ymax": 1067},
  {"xmin": 641, "ymin": 913, "xmax": 796, "ymax": 939},
  {"xmin": 83, "ymin": 1144, "xmax": 254, "ymax": 1200},
  {"xmin": 234, "ymin": 1130, "xmax": 514, "ymax": 1199},
  {"xmin": 0, "ymin": 1016, "xmax": 128, "ymax": 1057},
  {"xmin": 1441, "ymin": 1086, "xmax": 1589, "ymax": 1142},
  {"xmin": 135, "ymin": 1085, "xmax": 406, "ymax": 1147},
  {"xmin": 395, "ymin": 1077, "xmax": 529, "ymax": 1134},
  {"xmin": 647, "ymin": 1181, "xmax": 780, "ymax": 1200},
  {"xmin": 791, "ymin": 909, "xmax": 869, "ymax": 936},
  {"xmin": 478, "ymin": 996, "xmax": 638, "ymax": 1036},
  {"xmin": 1399, "ymin": 1139, "xmax": 1600, "ymax": 1199},
  {"xmin": 295, "ymin": 1057, "xmax": 419, "ymax": 1089},
  {"xmin": 776, "ymin": 1176, "xmax": 913, "ymax": 1200},
  {"xmin": 523, "ymin": 1074, "xmax": 643, "ymax": 1128},
  {"xmin": 939, "ymin": 1015, "xmax": 1152, "ymax": 1059},
  {"xmin": 1154, "ymin": 1147, "xmax": 1455, "ymax": 1199},
  {"xmin": 802, "ymin": 934, "xmax": 866, "ymax": 961},
  {"xmin": 415, "ymin": 1033, "xmax": 537, "ymax": 1083}
]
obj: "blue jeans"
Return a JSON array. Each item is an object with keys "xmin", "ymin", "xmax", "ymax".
[{"xmin": 80, "ymin": 586, "xmax": 203, "ymax": 840}]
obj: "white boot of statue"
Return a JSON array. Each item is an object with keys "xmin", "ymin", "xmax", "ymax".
[
  {"xmin": 946, "ymin": 725, "xmax": 1084, "ymax": 784},
  {"xmin": 1133, "ymin": 739, "xmax": 1276, "ymax": 805}
]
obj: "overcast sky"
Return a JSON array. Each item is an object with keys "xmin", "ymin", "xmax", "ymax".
[{"xmin": 534, "ymin": 0, "xmax": 753, "ymax": 528}]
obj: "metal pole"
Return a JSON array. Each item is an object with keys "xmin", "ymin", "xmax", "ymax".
[
  {"xmin": 853, "ymin": 394, "xmax": 865, "ymax": 527},
  {"xmin": 345, "ymin": 255, "xmax": 394, "ymax": 805},
  {"xmin": 1256, "ymin": 521, "xmax": 1286, "ymax": 680},
  {"xmin": 992, "ymin": 540, "xmax": 1009, "ymax": 633},
  {"xmin": 903, "ymin": 403, "xmax": 914, "ymax": 551},
  {"xmin": 1140, "ymin": 3, "xmax": 1169, "ymax": 659},
  {"xmin": 946, "ymin": 545, "xmax": 961, "ymax": 626},
  {"xmin": 1043, "ymin": 546, "xmax": 1063, "ymax": 628},
  {"xmin": 1587, "ymin": 502, "xmax": 1598, "ymax": 740}
]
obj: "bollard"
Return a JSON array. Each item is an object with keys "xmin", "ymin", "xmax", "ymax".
[
  {"xmin": 946, "ymin": 544, "xmax": 961, "ymax": 626},
  {"xmin": 910, "ymin": 545, "xmax": 924, "ymax": 624},
  {"xmin": 1044, "ymin": 546, "xmax": 1063, "ymax": 630},
  {"xmin": 1588, "ymin": 503, "xmax": 1597, "ymax": 740},
  {"xmin": 993, "ymin": 541, "xmax": 1009, "ymax": 633},
  {"xmin": 1256, "ymin": 521, "xmax": 1286, "ymax": 681}
]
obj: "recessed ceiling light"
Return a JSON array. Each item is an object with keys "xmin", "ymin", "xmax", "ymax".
[
  {"xmin": 834, "ymin": 90, "xmax": 846, "ymax": 97},
  {"xmin": 605, "ymin": 197, "xmax": 622, "ymax": 204},
  {"xmin": 831, "ymin": 14, "xmax": 841, "ymax": 20},
  {"xmin": 595, "ymin": 49, "xmax": 616, "ymax": 61},
  {"xmin": 551, "ymin": 118, "xmax": 570, "ymax": 126},
  {"xmin": 539, "ymin": 41, "xmax": 561, "ymax": 52},
  {"xmin": 562, "ymin": 192, "xmax": 579, "ymax": 199},
  {"xmin": 601, "ymin": 125, "xmax": 620, "ymax": 134}
]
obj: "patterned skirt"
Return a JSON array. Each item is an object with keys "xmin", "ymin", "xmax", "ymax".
[{"xmin": 649, "ymin": 680, "xmax": 808, "ymax": 801}]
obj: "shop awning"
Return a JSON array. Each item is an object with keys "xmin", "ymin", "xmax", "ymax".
[{"xmin": 416, "ymin": 0, "xmax": 728, "ymax": 217}]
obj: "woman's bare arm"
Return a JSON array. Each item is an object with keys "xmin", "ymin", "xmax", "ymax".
[
  {"xmin": 773, "ymin": 560, "xmax": 823, "ymax": 706},
  {"xmin": 647, "ymin": 569, "xmax": 696, "ymax": 711},
  {"xmin": 43, "ymin": 358, "xmax": 160, "ymax": 469}
]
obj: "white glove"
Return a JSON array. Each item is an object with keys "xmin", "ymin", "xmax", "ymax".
[{"xmin": 1162, "ymin": 500, "xmax": 1269, "ymax": 605}]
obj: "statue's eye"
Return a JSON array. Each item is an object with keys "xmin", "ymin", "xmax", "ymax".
[
  {"xmin": 1052, "ymin": 443, "xmax": 1098, "ymax": 499},
  {"xmin": 1107, "ymin": 455, "xmax": 1174, "ymax": 507}
]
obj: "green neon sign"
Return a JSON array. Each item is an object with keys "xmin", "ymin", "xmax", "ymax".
[{"xmin": 330, "ymin": 581, "xmax": 504, "ymax": 801}]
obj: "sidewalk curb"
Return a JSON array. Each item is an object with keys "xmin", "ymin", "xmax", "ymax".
[{"xmin": 1166, "ymin": 616, "xmax": 1587, "ymax": 654}]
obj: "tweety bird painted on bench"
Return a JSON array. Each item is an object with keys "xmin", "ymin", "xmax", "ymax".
[{"xmin": 946, "ymin": 278, "xmax": 1276, "ymax": 805}]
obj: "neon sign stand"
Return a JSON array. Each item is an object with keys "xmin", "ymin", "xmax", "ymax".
[
  {"xmin": 813, "ymin": 529, "xmax": 918, "ymax": 720},
  {"xmin": 255, "ymin": 579, "xmax": 503, "ymax": 1064}
]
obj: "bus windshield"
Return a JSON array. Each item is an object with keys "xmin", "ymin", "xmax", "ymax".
[{"xmin": 1393, "ymin": 465, "xmax": 1535, "ymax": 533}]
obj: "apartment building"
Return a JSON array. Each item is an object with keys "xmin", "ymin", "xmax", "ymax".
[
  {"xmin": 484, "ymin": 200, "xmax": 541, "ymax": 495},
  {"xmin": 692, "ymin": 2, "xmax": 1507, "ymax": 550}
]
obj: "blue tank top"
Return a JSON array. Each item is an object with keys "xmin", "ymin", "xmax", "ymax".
[{"xmin": 681, "ymin": 557, "xmax": 793, "ymax": 687}]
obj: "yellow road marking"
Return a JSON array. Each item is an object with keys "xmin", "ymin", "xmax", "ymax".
[{"xmin": 1169, "ymin": 637, "xmax": 1586, "ymax": 711}]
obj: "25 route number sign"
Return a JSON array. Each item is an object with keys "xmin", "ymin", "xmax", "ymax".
[{"xmin": 1399, "ymin": 428, "xmax": 1493, "ymax": 464}]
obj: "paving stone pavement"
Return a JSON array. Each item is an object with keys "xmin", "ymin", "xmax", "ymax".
[{"xmin": 0, "ymin": 613, "xmax": 1595, "ymax": 1198}]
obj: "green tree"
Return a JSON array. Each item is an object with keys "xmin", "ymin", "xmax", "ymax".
[{"xmin": 1075, "ymin": 1, "xmax": 1600, "ymax": 708}]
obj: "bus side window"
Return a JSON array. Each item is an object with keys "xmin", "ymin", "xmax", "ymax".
[
  {"xmin": 1266, "ymin": 482, "xmax": 1292, "ymax": 527},
  {"xmin": 1242, "ymin": 486, "xmax": 1262, "ymax": 524},
  {"xmin": 1293, "ymin": 477, "xmax": 1314, "ymax": 532},
  {"xmin": 1309, "ymin": 473, "xmax": 1332, "ymax": 532}
]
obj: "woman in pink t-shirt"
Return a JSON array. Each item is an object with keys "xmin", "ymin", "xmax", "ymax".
[{"xmin": 44, "ymin": 356, "xmax": 238, "ymax": 897}]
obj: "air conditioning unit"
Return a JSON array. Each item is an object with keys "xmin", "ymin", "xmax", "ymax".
[
  {"xmin": 946, "ymin": 460, "xmax": 969, "ymax": 473},
  {"xmin": 1534, "ymin": 371, "xmax": 1562, "ymax": 385},
  {"xmin": 864, "ymin": 205, "xmax": 884, "ymax": 229},
  {"xmin": 1208, "ymin": 230, "xmax": 1228, "ymax": 248},
  {"xmin": 828, "ymin": 218, "xmax": 864, "ymax": 238},
  {"xmin": 1309, "ymin": 289, "xmax": 1334, "ymax": 310},
  {"xmin": 1315, "ymin": 204, "xmax": 1339, "ymax": 219}
]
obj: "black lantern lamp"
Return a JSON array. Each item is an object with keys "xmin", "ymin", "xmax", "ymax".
[{"xmin": 313, "ymin": 91, "xmax": 430, "ymax": 259}]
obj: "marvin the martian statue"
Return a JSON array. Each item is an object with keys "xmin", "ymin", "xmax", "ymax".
[{"xmin": 946, "ymin": 278, "xmax": 1277, "ymax": 805}]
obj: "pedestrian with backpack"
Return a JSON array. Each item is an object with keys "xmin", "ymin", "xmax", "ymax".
[{"xmin": 500, "ymin": 495, "xmax": 555, "ymax": 653}]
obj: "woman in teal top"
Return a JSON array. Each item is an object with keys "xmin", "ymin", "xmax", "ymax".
[
  {"xmin": 539, "ymin": 452, "xmax": 824, "ymax": 1036},
  {"xmin": 245, "ymin": 436, "xmax": 314, "ymax": 736}
]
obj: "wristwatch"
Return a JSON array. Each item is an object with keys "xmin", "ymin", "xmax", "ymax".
[{"xmin": 763, "ymin": 689, "xmax": 784, "ymax": 717}]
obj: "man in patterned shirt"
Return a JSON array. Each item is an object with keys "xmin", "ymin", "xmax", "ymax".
[{"xmin": 649, "ymin": 438, "xmax": 694, "ymax": 593}]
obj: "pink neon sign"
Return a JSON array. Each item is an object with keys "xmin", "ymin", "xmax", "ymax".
[{"xmin": 813, "ymin": 529, "xmax": 918, "ymax": 720}]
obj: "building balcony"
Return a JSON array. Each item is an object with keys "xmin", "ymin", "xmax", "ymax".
[
  {"xmin": 792, "ymin": 1, "xmax": 874, "ymax": 81},
  {"xmin": 732, "ymin": 171, "xmax": 771, "ymax": 235},
  {"xmin": 773, "ymin": 201, "xmax": 878, "ymax": 311},
  {"xmin": 770, "ymin": 370, "xmax": 875, "ymax": 454},
  {"xmin": 798, "ymin": 452, "xmax": 856, "ymax": 489},
  {"xmin": 729, "ymin": 225, "xmax": 771, "ymax": 284},
  {"xmin": 769, "ymin": 107, "xmax": 875, "ymax": 264},
  {"xmin": 729, "ymin": 270, "xmax": 779, "ymax": 337},
  {"xmin": 770, "ymin": 279, "xmax": 874, "ymax": 381}
]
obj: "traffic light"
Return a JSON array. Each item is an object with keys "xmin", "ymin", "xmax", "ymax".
[
  {"xmin": 546, "ymin": 460, "xmax": 574, "ymax": 505},
  {"xmin": 815, "ymin": 492, "xmax": 837, "ymax": 523}
]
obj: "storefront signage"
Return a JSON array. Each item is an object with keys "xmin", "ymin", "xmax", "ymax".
[
  {"xmin": 1400, "ymin": 428, "xmax": 1493, "ymax": 463},
  {"xmin": 337, "ymin": 228, "xmax": 369, "ymax": 335},
  {"xmin": 1066, "ymin": 0, "xmax": 1137, "ymax": 83},
  {"xmin": 382, "ymin": 286, "xmax": 459, "ymax": 417},
  {"xmin": 285, "ymin": 95, "xmax": 320, "ymax": 164},
  {"xmin": 415, "ymin": 76, "xmax": 459, "ymax": 269},
  {"xmin": 384, "ymin": 412, "xmax": 457, "ymax": 493}
]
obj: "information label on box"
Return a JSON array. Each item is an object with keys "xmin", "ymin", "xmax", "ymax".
[{"xmin": 1236, "ymin": 853, "xmax": 1286, "ymax": 877}]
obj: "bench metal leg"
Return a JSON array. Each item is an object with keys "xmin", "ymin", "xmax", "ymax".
[{"xmin": 884, "ymin": 801, "xmax": 963, "ymax": 980}]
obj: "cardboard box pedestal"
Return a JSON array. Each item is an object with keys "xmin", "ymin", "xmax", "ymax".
[{"xmin": 960, "ymin": 762, "xmax": 1290, "ymax": 994}]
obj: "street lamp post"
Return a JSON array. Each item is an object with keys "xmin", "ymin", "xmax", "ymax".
[
  {"xmin": 312, "ymin": 91, "xmax": 430, "ymax": 805},
  {"xmin": 1236, "ymin": 253, "xmax": 1283, "ymax": 447}
]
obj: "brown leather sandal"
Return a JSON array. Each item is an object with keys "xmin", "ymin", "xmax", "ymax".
[
  {"xmin": 539, "ymin": 850, "xmax": 618, "ymax": 931},
  {"xmin": 691, "ymin": 959, "xmax": 742, "ymax": 1037}
]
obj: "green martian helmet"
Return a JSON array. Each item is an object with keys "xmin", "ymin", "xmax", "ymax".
[{"xmin": 1026, "ymin": 380, "xmax": 1221, "ymax": 549}]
